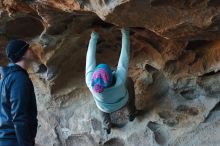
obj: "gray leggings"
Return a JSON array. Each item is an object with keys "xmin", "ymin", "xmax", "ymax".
[{"xmin": 101, "ymin": 77, "xmax": 136, "ymax": 128}]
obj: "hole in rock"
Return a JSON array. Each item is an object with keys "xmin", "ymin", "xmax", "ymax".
[
  {"xmin": 147, "ymin": 121, "xmax": 168, "ymax": 145},
  {"xmin": 203, "ymin": 101, "xmax": 220, "ymax": 123},
  {"xmin": 199, "ymin": 70, "xmax": 220, "ymax": 78},
  {"xmin": 6, "ymin": 16, "xmax": 44, "ymax": 39},
  {"xmin": 212, "ymin": 101, "xmax": 220, "ymax": 111},
  {"xmin": 35, "ymin": 64, "xmax": 48, "ymax": 74},
  {"xmin": 185, "ymin": 40, "xmax": 211, "ymax": 51},
  {"xmin": 180, "ymin": 89, "xmax": 198, "ymax": 100},
  {"xmin": 147, "ymin": 121, "xmax": 159, "ymax": 131},
  {"xmin": 145, "ymin": 64, "xmax": 159, "ymax": 73},
  {"xmin": 207, "ymin": 14, "xmax": 220, "ymax": 31}
]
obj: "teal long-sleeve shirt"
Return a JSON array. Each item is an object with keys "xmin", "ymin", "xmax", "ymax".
[{"xmin": 85, "ymin": 28, "xmax": 130, "ymax": 113}]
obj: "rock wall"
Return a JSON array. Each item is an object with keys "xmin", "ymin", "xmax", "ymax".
[{"xmin": 0, "ymin": 0, "xmax": 220, "ymax": 146}]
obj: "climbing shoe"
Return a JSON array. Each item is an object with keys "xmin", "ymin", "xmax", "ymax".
[
  {"xmin": 128, "ymin": 110, "xmax": 143, "ymax": 122},
  {"xmin": 128, "ymin": 113, "xmax": 136, "ymax": 122},
  {"xmin": 104, "ymin": 127, "xmax": 111, "ymax": 134}
]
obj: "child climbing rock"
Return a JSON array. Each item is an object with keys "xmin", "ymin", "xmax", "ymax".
[{"xmin": 85, "ymin": 27, "xmax": 138, "ymax": 134}]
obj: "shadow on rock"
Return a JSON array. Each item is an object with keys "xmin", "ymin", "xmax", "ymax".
[{"xmin": 135, "ymin": 68, "xmax": 170, "ymax": 111}]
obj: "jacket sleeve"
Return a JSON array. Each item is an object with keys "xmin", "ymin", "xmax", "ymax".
[
  {"xmin": 10, "ymin": 74, "xmax": 36, "ymax": 146},
  {"xmin": 85, "ymin": 32, "xmax": 99, "ymax": 86},
  {"xmin": 116, "ymin": 28, "xmax": 130, "ymax": 83}
]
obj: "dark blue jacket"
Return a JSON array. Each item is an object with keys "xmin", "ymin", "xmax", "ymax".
[{"xmin": 0, "ymin": 63, "xmax": 38, "ymax": 146}]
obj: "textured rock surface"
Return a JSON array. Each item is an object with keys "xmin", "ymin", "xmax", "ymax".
[{"xmin": 1, "ymin": 0, "xmax": 220, "ymax": 146}]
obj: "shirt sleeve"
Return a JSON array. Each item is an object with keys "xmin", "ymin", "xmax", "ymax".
[
  {"xmin": 116, "ymin": 28, "xmax": 130, "ymax": 83},
  {"xmin": 85, "ymin": 32, "xmax": 99, "ymax": 86},
  {"xmin": 10, "ymin": 74, "xmax": 36, "ymax": 146}
]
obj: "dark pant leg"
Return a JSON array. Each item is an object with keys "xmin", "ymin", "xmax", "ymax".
[
  {"xmin": 0, "ymin": 139, "xmax": 18, "ymax": 146},
  {"xmin": 101, "ymin": 111, "xmax": 111, "ymax": 129},
  {"xmin": 126, "ymin": 77, "xmax": 136, "ymax": 115}
]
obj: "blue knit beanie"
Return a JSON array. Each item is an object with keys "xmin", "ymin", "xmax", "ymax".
[
  {"xmin": 6, "ymin": 40, "xmax": 29, "ymax": 63},
  {"xmin": 91, "ymin": 64, "xmax": 113, "ymax": 93}
]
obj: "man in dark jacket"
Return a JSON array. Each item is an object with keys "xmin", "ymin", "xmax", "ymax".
[{"xmin": 0, "ymin": 40, "xmax": 38, "ymax": 146}]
